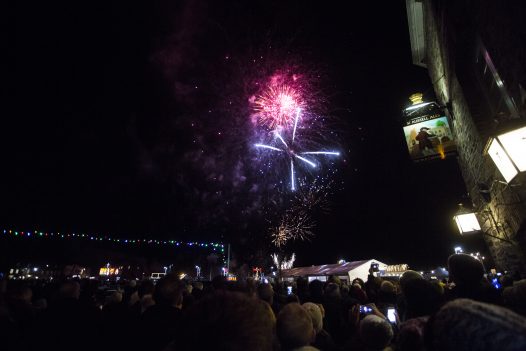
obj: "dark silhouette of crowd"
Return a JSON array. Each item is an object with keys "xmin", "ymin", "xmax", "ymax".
[{"xmin": 2, "ymin": 253, "xmax": 526, "ymax": 351}]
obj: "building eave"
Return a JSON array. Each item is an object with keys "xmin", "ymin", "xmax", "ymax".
[{"xmin": 406, "ymin": 0, "xmax": 427, "ymax": 68}]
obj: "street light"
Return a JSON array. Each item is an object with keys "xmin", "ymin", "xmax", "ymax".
[{"xmin": 484, "ymin": 125, "xmax": 526, "ymax": 183}]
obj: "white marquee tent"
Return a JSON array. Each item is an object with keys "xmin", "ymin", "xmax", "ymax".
[{"xmin": 282, "ymin": 259, "xmax": 388, "ymax": 283}]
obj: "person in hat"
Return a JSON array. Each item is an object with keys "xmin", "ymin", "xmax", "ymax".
[{"xmin": 415, "ymin": 127, "xmax": 436, "ymax": 155}]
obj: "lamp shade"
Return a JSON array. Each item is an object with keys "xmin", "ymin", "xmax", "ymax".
[
  {"xmin": 453, "ymin": 212, "xmax": 481, "ymax": 234},
  {"xmin": 486, "ymin": 126, "xmax": 526, "ymax": 183}
]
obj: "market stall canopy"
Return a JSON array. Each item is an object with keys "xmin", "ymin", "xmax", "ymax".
[{"xmin": 282, "ymin": 259, "xmax": 388, "ymax": 282}]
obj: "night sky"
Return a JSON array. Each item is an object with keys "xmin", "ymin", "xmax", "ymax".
[{"xmin": 4, "ymin": 0, "xmax": 488, "ymax": 270}]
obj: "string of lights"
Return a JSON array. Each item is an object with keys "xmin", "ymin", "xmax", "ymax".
[{"xmin": 1, "ymin": 228, "xmax": 225, "ymax": 252}]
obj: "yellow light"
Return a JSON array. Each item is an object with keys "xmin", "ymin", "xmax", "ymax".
[
  {"xmin": 437, "ymin": 144, "xmax": 445, "ymax": 159},
  {"xmin": 409, "ymin": 93, "xmax": 424, "ymax": 105}
]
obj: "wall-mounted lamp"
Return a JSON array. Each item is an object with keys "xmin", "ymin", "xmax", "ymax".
[
  {"xmin": 453, "ymin": 204, "xmax": 481, "ymax": 234},
  {"xmin": 453, "ymin": 204, "xmax": 517, "ymax": 246},
  {"xmin": 484, "ymin": 124, "xmax": 526, "ymax": 183}
]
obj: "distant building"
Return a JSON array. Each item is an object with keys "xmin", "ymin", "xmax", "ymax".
[{"xmin": 406, "ymin": 0, "xmax": 526, "ymax": 276}]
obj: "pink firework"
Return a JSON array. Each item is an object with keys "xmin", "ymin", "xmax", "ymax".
[{"xmin": 254, "ymin": 84, "xmax": 304, "ymax": 130}]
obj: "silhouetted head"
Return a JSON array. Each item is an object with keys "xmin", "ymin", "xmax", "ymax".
[
  {"xmin": 325, "ymin": 282, "xmax": 341, "ymax": 298},
  {"xmin": 400, "ymin": 270, "xmax": 424, "ymax": 294},
  {"xmin": 309, "ymin": 279, "xmax": 324, "ymax": 301},
  {"xmin": 448, "ymin": 254, "xmax": 484, "ymax": 287},
  {"xmin": 154, "ymin": 275, "xmax": 184, "ymax": 307},
  {"xmin": 404, "ymin": 278, "xmax": 444, "ymax": 318},
  {"xmin": 138, "ymin": 280, "xmax": 155, "ymax": 298},
  {"xmin": 212, "ymin": 275, "xmax": 227, "ymax": 291},
  {"xmin": 59, "ymin": 281, "xmax": 80, "ymax": 300},
  {"xmin": 257, "ymin": 283, "xmax": 274, "ymax": 305},
  {"xmin": 176, "ymin": 292, "xmax": 275, "ymax": 351}
]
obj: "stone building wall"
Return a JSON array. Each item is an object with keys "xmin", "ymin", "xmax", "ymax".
[{"xmin": 422, "ymin": 0, "xmax": 526, "ymax": 276}]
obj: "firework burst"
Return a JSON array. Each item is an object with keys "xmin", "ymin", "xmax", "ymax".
[
  {"xmin": 254, "ymin": 85, "xmax": 304, "ymax": 130},
  {"xmin": 291, "ymin": 178, "xmax": 333, "ymax": 214},
  {"xmin": 271, "ymin": 221, "xmax": 289, "ymax": 248},
  {"xmin": 270, "ymin": 210, "xmax": 315, "ymax": 248},
  {"xmin": 254, "ymin": 108, "xmax": 340, "ymax": 191}
]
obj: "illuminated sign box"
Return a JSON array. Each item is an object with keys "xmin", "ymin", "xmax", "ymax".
[{"xmin": 402, "ymin": 104, "xmax": 456, "ymax": 162}]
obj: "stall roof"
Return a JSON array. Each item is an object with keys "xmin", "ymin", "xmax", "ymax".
[{"xmin": 282, "ymin": 260, "xmax": 371, "ymax": 277}]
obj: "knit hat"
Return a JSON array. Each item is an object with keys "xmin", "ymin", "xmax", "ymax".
[
  {"xmin": 302, "ymin": 302, "xmax": 323, "ymax": 333},
  {"xmin": 429, "ymin": 298, "xmax": 526, "ymax": 350}
]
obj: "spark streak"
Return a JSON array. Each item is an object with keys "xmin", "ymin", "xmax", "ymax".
[
  {"xmin": 275, "ymin": 132, "xmax": 288, "ymax": 148},
  {"xmin": 302, "ymin": 151, "xmax": 340, "ymax": 155},
  {"xmin": 254, "ymin": 144, "xmax": 283, "ymax": 152},
  {"xmin": 292, "ymin": 108, "xmax": 300, "ymax": 143},
  {"xmin": 295, "ymin": 155, "xmax": 316, "ymax": 168},
  {"xmin": 291, "ymin": 160, "xmax": 295, "ymax": 191}
]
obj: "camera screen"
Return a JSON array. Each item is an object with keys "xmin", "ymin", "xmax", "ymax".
[
  {"xmin": 387, "ymin": 308, "xmax": 396, "ymax": 323},
  {"xmin": 359, "ymin": 305, "xmax": 372, "ymax": 314}
]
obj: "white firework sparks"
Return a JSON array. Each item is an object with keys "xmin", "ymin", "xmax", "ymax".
[
  {"xmin": 270, "ymin": 210, "xmax": 315, "ymax": 248},
  {"xmin": 272, "ymin": 252, "xmax": 296, "ymax": 270},
  {"xmin": 254, "ymin": 108, "xmax": 340, "ymax": 191}
]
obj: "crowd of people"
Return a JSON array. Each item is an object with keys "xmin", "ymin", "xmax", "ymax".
[{"xmin": 1, "ymin": 253, "xmax": 526, "ymax": 351}]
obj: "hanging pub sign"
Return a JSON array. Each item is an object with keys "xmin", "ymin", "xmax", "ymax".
[{"xmin": 402, "ymin": 93, "xmax": 457, "ymax": 162}]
